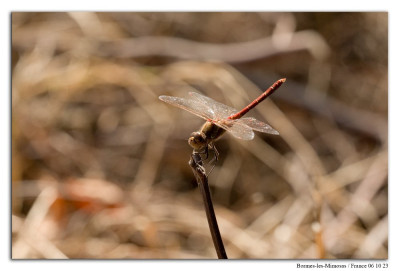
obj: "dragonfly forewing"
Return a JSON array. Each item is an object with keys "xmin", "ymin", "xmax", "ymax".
[
  {"xmin": 159, "ymin": 95, "xmax": 216, "ymax": 120},
  {"xmin": 188, "ymin": 92, "xmax": 238, "ymax": 119}
]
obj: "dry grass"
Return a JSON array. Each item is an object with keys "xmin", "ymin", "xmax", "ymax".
[{"xmin": 12, "ymin": 12, "xmax": 387, "ymax": 259}]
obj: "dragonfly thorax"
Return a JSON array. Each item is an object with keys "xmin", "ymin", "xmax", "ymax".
[{"xmin": 188, "ymin": 121, "xmax": 226, "ymax": 151}]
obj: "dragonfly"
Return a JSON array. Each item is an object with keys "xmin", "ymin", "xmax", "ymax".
[{"xmin": 159, "ymin": 78, "xmax": 286, "ymax": 164}]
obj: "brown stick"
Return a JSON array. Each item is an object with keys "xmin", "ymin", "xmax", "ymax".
[{"xmin": 189, "ymin": 152, "xmax": 228, "ymax": 259}]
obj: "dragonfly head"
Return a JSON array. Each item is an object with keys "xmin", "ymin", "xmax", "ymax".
[{"xmin": 188, "ymin": 131, "xmax": 207, "ymax": 151}]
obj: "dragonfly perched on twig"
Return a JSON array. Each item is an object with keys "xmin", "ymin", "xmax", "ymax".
[{"xmin": 159, "ymin": 78, "xmax": 286, "ymax": 165}]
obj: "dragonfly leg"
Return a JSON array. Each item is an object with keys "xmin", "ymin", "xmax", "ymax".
[
  {"xmin": 192, "ymin": 146, "xmax": 208, "ymax": 167},
  {"xmin": 210, "ymin": 143, "xmax": 219, "ymax": 162},
  {"xmin": 192, "ymin": 144, "xmax": 219, "ymax": 177},
  {"xmin": 205, "ymin": 143, "xmax": 219, "ymax": 177},
  {"xmin": 196, "ymin": 145, "xmax": 209, "ymax": 160},
  {"xmin": 203, "ymin": 145, "xmax": 209, "ymax": 160},
  {"xmin": 191, "ymin": 150, "xmax": 204, "ymax": 167}
]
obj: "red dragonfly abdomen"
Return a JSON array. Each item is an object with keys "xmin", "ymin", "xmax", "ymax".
[{"xmin": 227, "ymin": 78, "xmax": 286, "ymax": 120}]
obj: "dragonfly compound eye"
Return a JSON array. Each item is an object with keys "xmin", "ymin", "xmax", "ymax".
[{"xmin": 188, "ymin": 132, "xmax": 207, "ymax": 150}]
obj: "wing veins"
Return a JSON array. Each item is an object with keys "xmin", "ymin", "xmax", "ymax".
[
  {"xmin": 216, "ymin": 119, "xmax": 255, "ymax": 140},
  {"xmin": 159, "ymin": 95, "xmax": 215, "ymax": 120},
  {"xmin": 237, "ymin": 117, "xmax": 279, "ymax": 135},
  {"xmin": 188, "ymin": 92, "xmax": 238, "ymax": 119}
]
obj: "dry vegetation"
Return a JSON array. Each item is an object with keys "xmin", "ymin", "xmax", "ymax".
[{"xmin": 12, "ymin": 12, "xmax": 387, "ymax": 259}]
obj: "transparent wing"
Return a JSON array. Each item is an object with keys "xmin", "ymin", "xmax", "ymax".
[
  {"xmin": 159, "ymin": 95, "xmax": 215, "ymax": 120},
  {"xmin": 238, "ymin": 117, "xmax": 279, "ymax": 135},
  {"xmin": 216, "ymin": 119, "xmax": 255, "ymax": 140},
  {"xmin": 188, "ymin": 92, "xmax": 238, "ymax": 119}
]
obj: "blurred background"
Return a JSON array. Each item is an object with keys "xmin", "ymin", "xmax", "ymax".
[{"xmin": 11, "ymin": 12, "xmax": 387, "ymax": 259}]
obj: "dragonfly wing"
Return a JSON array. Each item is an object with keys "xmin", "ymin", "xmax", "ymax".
[
  {"xmin": 238, "ymin": 117, "xmax": 279, "ymax": 135},
  {"xmin": 217, "ymin": 119, "xmax": 255, "ymax": 140},
  {"xmin": 188, "ymin": 92, "xmax": 238, "ymax": 119},
  {"xmin": 159, "ymin": 95, "xmax": 215, "ymax": 120}
]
